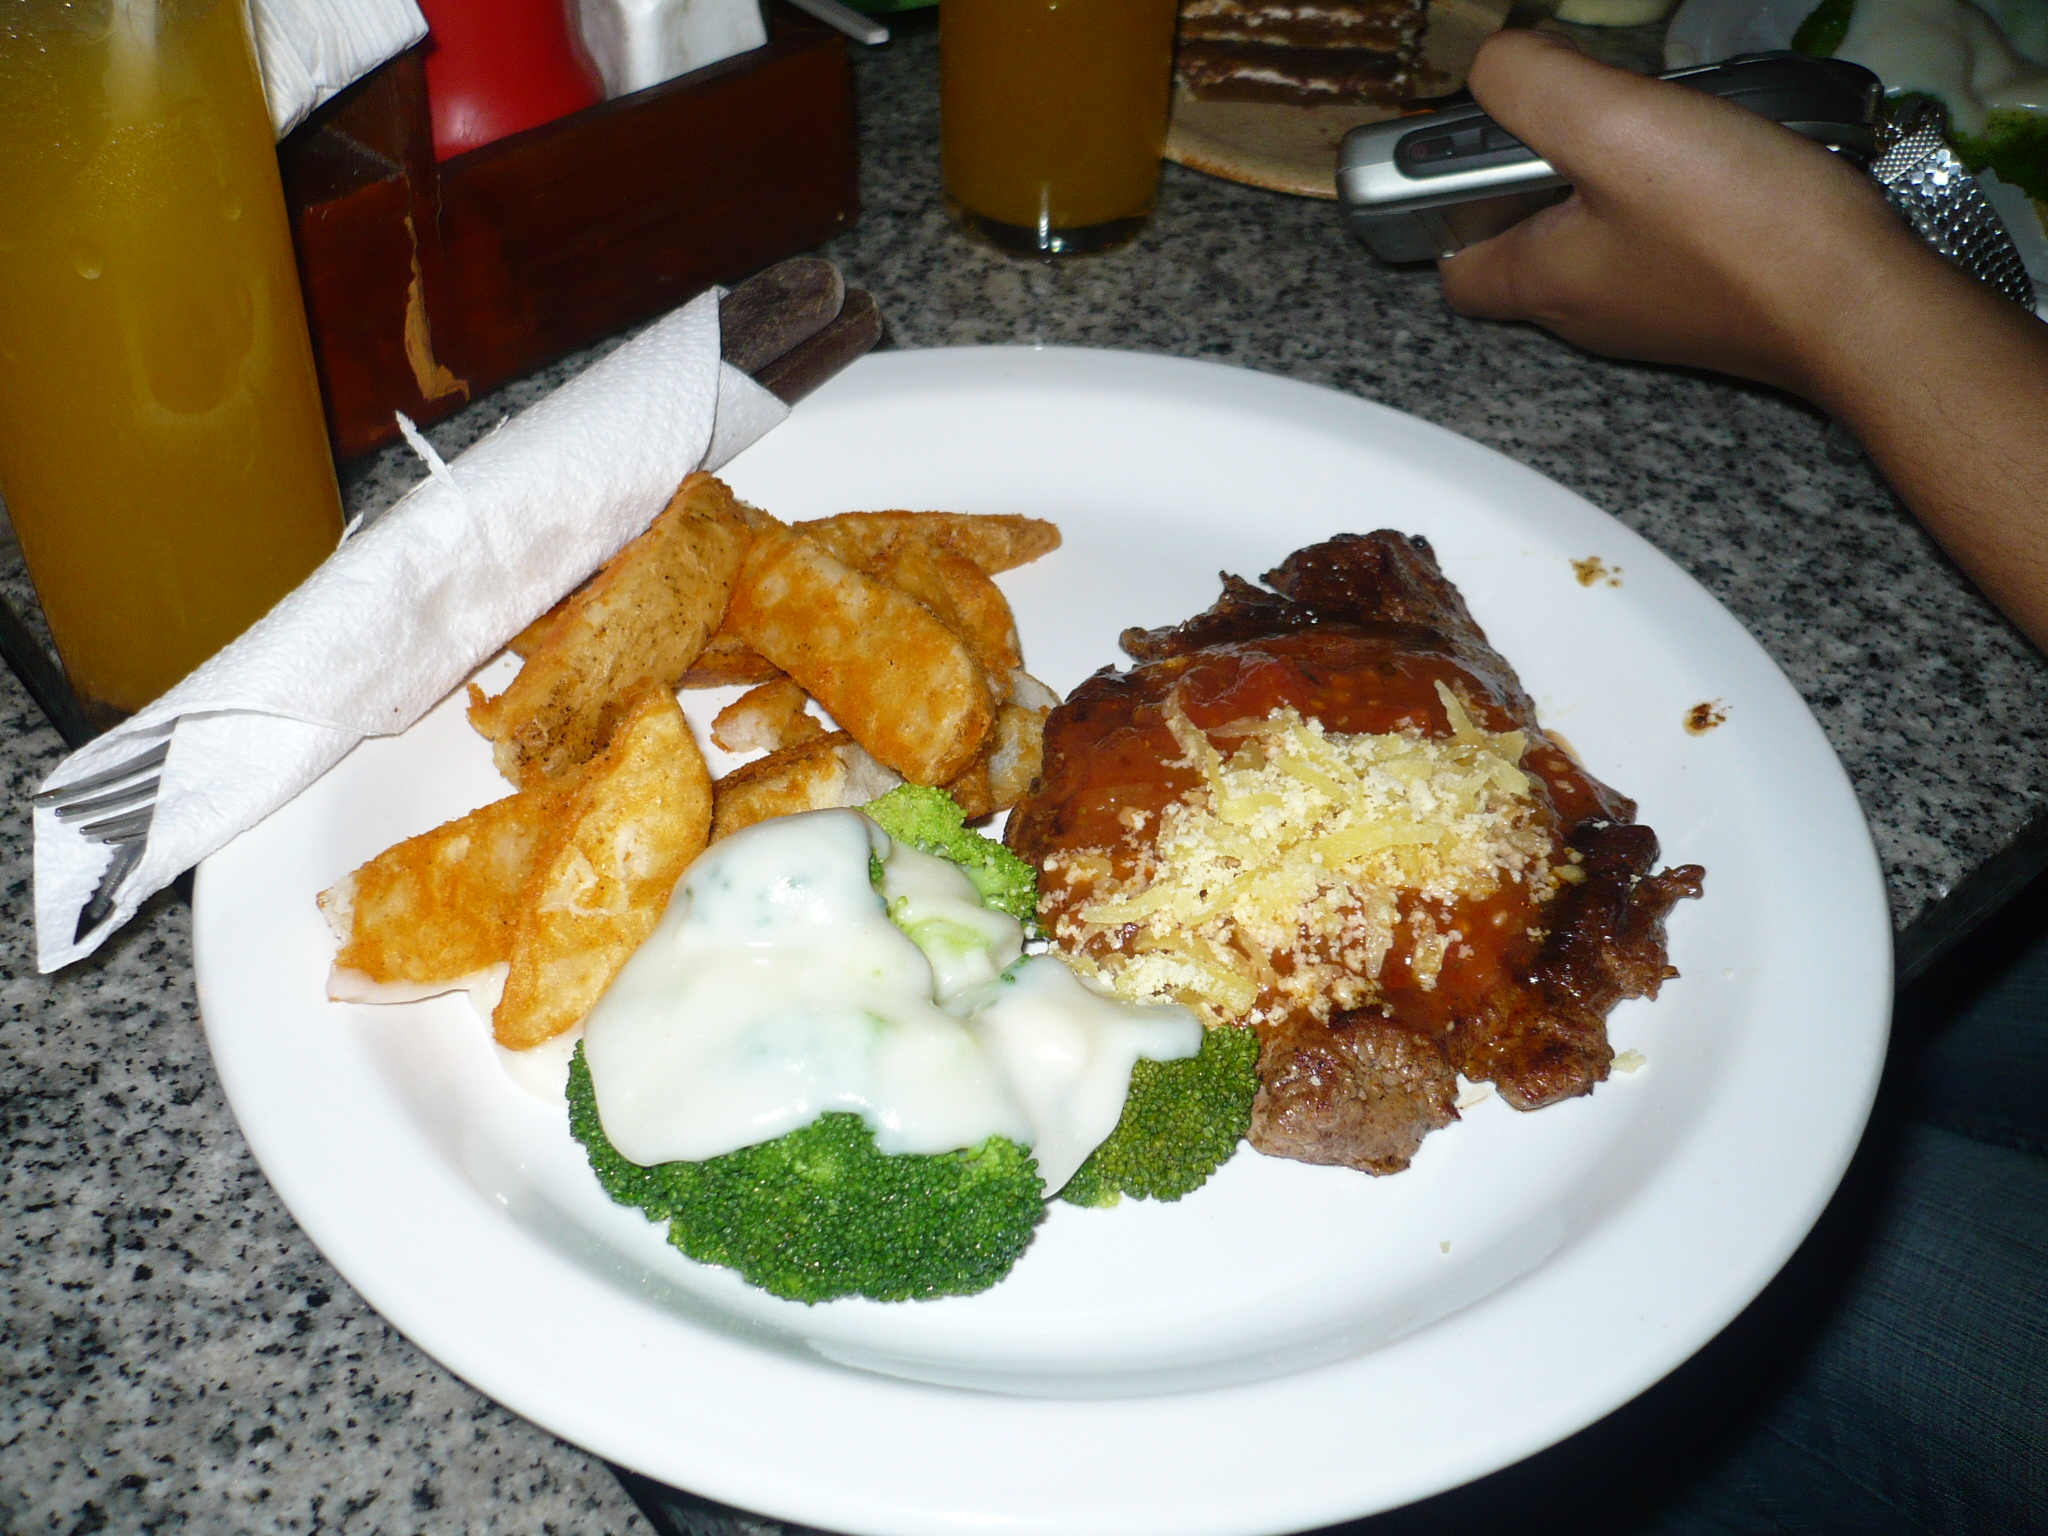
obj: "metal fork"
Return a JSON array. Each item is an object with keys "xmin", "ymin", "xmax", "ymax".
[{"xmin": 34, "ymin": 738, "xmax": 168, "ymax": 939}]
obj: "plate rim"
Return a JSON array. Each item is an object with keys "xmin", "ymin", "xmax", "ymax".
[{"xmin": 194, "ymin": 343, "xmax": 1893, "ymax": 1536}]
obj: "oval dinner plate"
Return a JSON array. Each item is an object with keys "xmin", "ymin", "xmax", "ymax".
[{"xmin": 194, "ymin": 347, "xmax": 1891, "ymax": 1536}]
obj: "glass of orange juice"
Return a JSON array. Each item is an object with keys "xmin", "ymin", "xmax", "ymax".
[
  {"xmin": 941, "ymin": 0, "xmax": 1181, "ymax": 257},
  {"xmin": 0, "ymin": 0, "xmax": 345, "ymax": 728}
]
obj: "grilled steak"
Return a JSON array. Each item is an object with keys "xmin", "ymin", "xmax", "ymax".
[{"xmin": 1005, "ymin": 532, "xmax": 1703, "ymax": 1174}]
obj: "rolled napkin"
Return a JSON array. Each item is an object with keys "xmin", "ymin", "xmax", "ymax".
[
  {"xmin": 252, "ymin": 0, "xmax": 430, "ymax": 139},
  {"xmin": 33, "ymin": 289, "xmax": 788, "ymax": 973}
]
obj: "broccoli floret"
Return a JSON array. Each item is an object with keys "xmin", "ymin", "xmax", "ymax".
[
  {"xmin": 1952, "ymin": 109, "xmax": 2048, "ymax": 203},
  {"xmin": 1791, "ymin": 0, "xmax": 1853, "ymax": 57},
  {"xmin": 568, "ymin": 1046, "xmax": 1046, "ymax": 1304},
  {"xmin": 1792, "ymin": 3, "xmax": 2048, "ymax": 201},
  {"xmin": 1058, "ymin": 1022, "xmax": 1260, "ymax": 1208},
  {"xmin": 862, "ymin": 784, "xmax": 1039, "ymax": 928}
]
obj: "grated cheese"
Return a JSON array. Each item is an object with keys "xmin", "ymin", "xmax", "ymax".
[{"xmin": 1046, "ymin": 686, "xmax": 1560, "ymax": 1027}]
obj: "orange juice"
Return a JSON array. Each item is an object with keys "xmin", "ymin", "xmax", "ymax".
[
  {"xmin": 0, "ymin": 0, "xmax": 344, "ymax": 719},
  {"xmin": 941, "ymin": 0, "xmax": 1180, "ymax": 255}
]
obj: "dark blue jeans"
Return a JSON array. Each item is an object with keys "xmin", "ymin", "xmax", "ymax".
[{"xmin": 1336, "ymin": 896, "xmax": 2048, "ymax": 1536}]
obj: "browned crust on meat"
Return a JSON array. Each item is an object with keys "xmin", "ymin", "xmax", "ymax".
[
  {"xmin": 1445, "ymin": 823, "xmax": 1704, "ymax": 1109},
  {"xmin": 1252, "ymin": 1014, "xmax": 1458, "ymax": 1174}
]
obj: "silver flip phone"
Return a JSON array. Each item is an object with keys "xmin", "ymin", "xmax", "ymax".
[{"xmin": 1337, "ymin": 52, "xmax": 1883, "ymax": 263}]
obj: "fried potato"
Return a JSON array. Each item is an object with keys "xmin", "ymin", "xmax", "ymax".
[
  {"xmin": 710, "ymin": 732, "xmax": 901, "ymax": 842},
  {"xmin": 468, "ymin": 472, "xmax": 751, "ymax": 786},
  {"xmin": 681, "ymin": 513, "xmax": 1052, "ymax": 689},
  {"xmin": 986, "ymin": 697, "xmax": 1049, "ymax": 809},
  {"xmin": 866, "ymin": 534, "xmax": 1022, "ymax": 700},
  {"xmin": 711, "ymin": 677, "xmax": 825, "ymax": 755},
  {"xmin": 507, "ymin": 609, "xmax": 556, "ymax": 660},
  {"xmin": 942, "ymin": 755, "xmax": 993, "ymax": 820},
  {"xmin": 493, "ymin": 689, "xmax": 712, "ymax": 1049},
  {"xmin": 724, "ymin": 525, "xmax": 995, "ymax": 785},
  {"xmin": 940, "ymin": 698, "xmax": 1050, "ymax": 819},
  {"xmin": 320, "ymin": 782, "xmax": 567, "ymax": 1001},
  {"xmin": 796, "ymin": 511, "xmax": 1060, "ymax": 576},
  {"xmin": 677, "ymin": 629, "xmax": 782, "ymax": 689},
  {"xmin": 507, "ymin": 584, "xmax": 580, "ymax": 658}
]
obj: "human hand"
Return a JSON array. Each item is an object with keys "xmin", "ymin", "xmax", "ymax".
[
  {"xmin": 1439, "ymin": 30, "xmax": 2048, "ymax": 653},
  {"xmin": 1437, "ymin": 29, "xmax": 1927, "ymax": 401}
]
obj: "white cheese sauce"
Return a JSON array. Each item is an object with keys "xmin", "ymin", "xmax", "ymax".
[
  {"xmin": 580, "ymin": 808, "xmax": 1202, "ymax": 1193},
  {"xmin": 1837, "ymin": 0, "xmax": 2048, "ymax": 135},
  {"xmin": 965, "ymin": 955, "xmax": 1204, "ymax": 1192},
  {"xmin": 877, "ymin": 839, "xmax": 1023, "ymax": 1007}
]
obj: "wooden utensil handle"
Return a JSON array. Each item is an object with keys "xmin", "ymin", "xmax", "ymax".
[
  {"xmin": 719, "ymin": 258, "xmax": 846, "ymax": 375},
  {"xmin": 753, "ymin": 289, "xmax": 882, "ymax": 403}
]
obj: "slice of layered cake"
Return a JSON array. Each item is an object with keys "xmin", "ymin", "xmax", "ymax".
[{"xmin": 1177, "ymin": 0, "xmax": 1433, "ymax": 105}]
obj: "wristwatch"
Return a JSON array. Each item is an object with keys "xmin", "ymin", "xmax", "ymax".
[{"xmin": 1870, "ymin": 94, "xmax": 2035, "ymax": 310}]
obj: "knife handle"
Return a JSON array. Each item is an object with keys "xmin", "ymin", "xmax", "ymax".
[
  {"xmin": 719, "ymin": 258, "xmax": 847, "ymax": 377},
  {"xmin": 752, "ymin": 289, "xmax": 883, "ymax": 405}
]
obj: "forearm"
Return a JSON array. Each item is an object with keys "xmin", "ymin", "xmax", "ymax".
[
  {"xmin": 1789, "ymin": 237, "xmax": 2048, "ymax": 651},
  {"xmin": 1438, "ymin": 30, "xmax": 2048, "ymax": 653}
]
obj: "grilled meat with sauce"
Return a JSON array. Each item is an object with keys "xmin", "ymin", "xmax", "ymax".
[{"xmin": 1005, "ymin": 532, "xmax": 1703, "ymax": 1175}]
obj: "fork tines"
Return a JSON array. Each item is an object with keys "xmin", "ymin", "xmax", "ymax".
[
  {"xmin": 35, "ymin": 739, "xmax": 170, "ymax": 810},
  {"xmin": 54, "ymin": 776, "xmax": 160, "ymax": 822},
  {"xmin": 79, "ymin": 807, "xmax": 153, "ymax": 844}
]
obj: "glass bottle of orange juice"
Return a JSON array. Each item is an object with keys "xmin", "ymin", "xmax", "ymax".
[
  {"xmin": 0, "ymin": 0, "xmax": 345, "ymax": 725},
  {"xmin": 941, "ymin": 0, "xmax": 1181, "ymax": 257}
]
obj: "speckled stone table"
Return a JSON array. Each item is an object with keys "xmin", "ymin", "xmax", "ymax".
[{"xmin": 6, "ymin": 18, "xmax": 2046, "ymax": 1536}]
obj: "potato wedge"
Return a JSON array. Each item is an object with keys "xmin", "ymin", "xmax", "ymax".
[
  {"xmin": 985, "ymin": 698, "xmax": 1049, "ymax": 810},
  {"xmin": 711, "ymin": 677, "xmax": 825, "ymax": 755},
  {"xmin": 507, "ymin": 584, "xmax": 580, "ymax": 658},
  {"xmin": 320, "ymin": 782, "xmax": 567, "ymax": 1000},
  {"xmin": 866, "ymin": 533, "xmax": 1023, "ymax": 700},
  {"xmin": 677, "ymin": 629, "xmax": 783, "ymax": 689},
  {"xmin": 494, "ymin": 689, "xmax": 712, "ymax": 1049},
  {"xmin": 942, "ymin": 755, "xmax": 993, "ymax": 821},
  {"xmin": 682, "ymin": 513, "xmax": 1050, "ymax": 689},
  {"xmin": 723, "ymin": 525, "xmax": 995, "ymax": 785},
  {"xmin": 939, "ymin": 699, "xmax": 1050, "ymax": 820},
  {"xmin": 711, "ymin": 732, "xmax": 901, "ymax": 842},
  {"xmin": 796, "ymin": 511, "xmax": 1060, "ymax": 575},
  {"xmin": 468, "ymin": 472, "xmax": 751, "ymax": 786}
]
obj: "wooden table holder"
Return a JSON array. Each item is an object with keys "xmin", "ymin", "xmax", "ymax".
[{"xmin": 279, "ymin": 2, "xmax": 859, "ymax": 463}]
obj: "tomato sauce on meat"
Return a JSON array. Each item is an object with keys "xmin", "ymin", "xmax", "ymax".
[{"xmin": 1008, "ymin": 533, "xmax": 1703, "ymax": 1174}]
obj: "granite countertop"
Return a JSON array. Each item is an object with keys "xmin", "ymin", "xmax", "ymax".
[{"xmin": 8, "ymin": 19, "xmax": 2047, "ymax": 1536}]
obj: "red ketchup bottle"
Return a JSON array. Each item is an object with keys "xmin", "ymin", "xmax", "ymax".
[{"xmin": 416, "ymin": 0, "xmax": 605, "ymax": 161}]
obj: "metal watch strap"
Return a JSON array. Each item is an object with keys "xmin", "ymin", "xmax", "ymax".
[{"xmin": 1870, "ymin": 96, "xmax": 2035, "ymax": 309}]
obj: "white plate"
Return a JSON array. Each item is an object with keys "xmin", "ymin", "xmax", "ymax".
[{"xmin": 194, "ymin": 347, "xmax": 1891, "ymax": 1536}]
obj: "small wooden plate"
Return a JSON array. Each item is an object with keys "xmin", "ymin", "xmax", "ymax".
[{"xmin": 1165, "ymin": 0, "xmax": 1515, "ymax": 199}]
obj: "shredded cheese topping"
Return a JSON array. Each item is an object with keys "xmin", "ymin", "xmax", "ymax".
[{"xmin": 1046, "ymin": 683, "xmax": 1566, "ymax": 1027}]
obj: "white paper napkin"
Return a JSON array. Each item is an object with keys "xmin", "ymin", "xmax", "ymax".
[
  {"xmin": 33, "ymin": 290, "xmax": 788, "ymax": 973},
  {"xmin": 251, "ymin": 0, "xmax": 430, "ymax": 140},
  {"xmin": 577, "ymin": 0, "xmax": 767, "ymax": 100}
]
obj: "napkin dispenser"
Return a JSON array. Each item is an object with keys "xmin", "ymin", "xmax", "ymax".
[{"xmin": 278, "ymin": 0, "xmax": 856, "ymax": 460}]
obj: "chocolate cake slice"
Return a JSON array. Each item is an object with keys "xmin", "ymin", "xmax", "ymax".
[{"xmin": 1176, "ymin": 0, "xmax": 1432, "ymax": 106}]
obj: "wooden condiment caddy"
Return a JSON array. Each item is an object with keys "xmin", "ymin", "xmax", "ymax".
[{"xmin": 279, "ymin": 2, "xmax": 859, "ymax": 462}]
